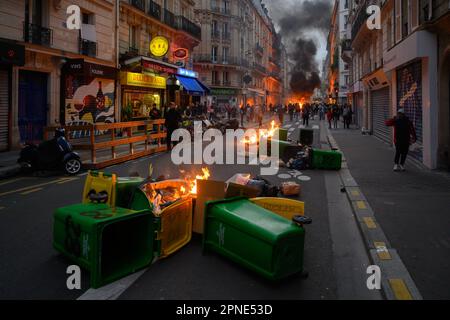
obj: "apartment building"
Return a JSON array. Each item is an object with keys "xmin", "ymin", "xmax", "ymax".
[
  {"xmin": 348, "ymin": 0, "xmax": 450, "ymax": 169},
  {"xmin": 117, "ymin": 0, "xmax": 204, "ymax": 120},
  {"xmin": 0, "ymin": 0, "xmax": 118, "ymax": 150},
  {"xmin": 193, "ymin": 0, "xmax": 284, "ymax": 108}
]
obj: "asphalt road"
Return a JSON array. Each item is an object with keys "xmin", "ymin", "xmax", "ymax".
[{"xmin": 0, "ymin": 117, "xmax": 381, "ymax": 300}]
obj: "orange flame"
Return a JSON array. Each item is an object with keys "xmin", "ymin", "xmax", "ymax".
[{"xmin": 188, "ymin": 167, "xmax": 211, "ymax": 195}]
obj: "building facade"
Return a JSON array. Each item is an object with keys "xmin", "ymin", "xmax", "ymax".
[
  {"xmin": 346, "ymin": 0, "xmax": 450, "ymax": 169},
  {"xmin": 118, "ymin": 0, "xmax": 203, "ymax": 121},
  {"xmin": 327, "ymin": 0, "xmax": 351, "ymax": 105},
  {"xmin": 193, "ymin": 0, "xmax": 285, "ymax": 109},
  {"xmin": 0, "ymin": 0, "xmax": 118, "ymax": 150}
]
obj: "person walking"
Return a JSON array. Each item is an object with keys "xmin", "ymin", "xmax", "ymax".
[
  {"xmin": 326, "ymin": 107, "xmax": 333, "ymax": 129},
  {"xmin": 385, "ymin": 108, "xmax": 417, "ymax": 172},
  {"xmin": 277, "ymin": 104, "xmax": 285, "ymax": 124},
  {"xmin": 255, "ymin": 104, "xmax": 263, "ymax": 127},
  {"xmin": 343, "ymin": 105, "xmax": 352, "ymax": 129},
  {"xmin": 164, "ymin": 102, "xmax": 181, "ymax": 151},
  {"xmin": 332, "ymin": 106, "xmax": 339, "ymax": 129},
  {"xmin": 302, "ymin": 105, "xmax": 310, "ymax": 127}
]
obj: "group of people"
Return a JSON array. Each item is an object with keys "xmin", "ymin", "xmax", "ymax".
[{"xmin": 324, "ymin": 104, "xmax": 354, "ymax": 130}]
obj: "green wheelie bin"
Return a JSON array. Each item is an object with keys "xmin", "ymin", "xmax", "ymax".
[
  {"xmin": 53, "ymin": 203, "xmax": 154, "ymax": 289},
  {"xmin": 311, "ymin": 149, "xmax": 342, "ymax": 170},
  {"xmin": 275, "ymin": 128, "xmax": 288, "ymax": 142},
  {"xmin": 203, "ymin": 197, "xmax": 312, "ymax": 280}
]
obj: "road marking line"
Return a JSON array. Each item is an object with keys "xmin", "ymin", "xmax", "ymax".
[
  {"xmin": 0, "ymin": 177, "xmax": 26, "ymax": 187},
  {"xmin": 78, "ymin": 269, "xmax": 147, "ymax": 300},
  {"xmin": 357, "ymin": 201, "xmax": 367, "ymax": 209},
  {"xmin": 351, "ymin": 190, "xmax": 360, "ymax": 196},
  {"xmin": 57, "ymin": 178, "xmax": 78, "ymax": 184},
  {"xmin": 374, "ymin": 242, "xmax": 392, "ymax": 260},
  {"xmin": 20, "ymin": 188, "xmax": 43, "ymax": 195},
  {"xmin": 363, "ymin": 217, "xmax": 377, "ymax": 229},
  {"xmin": 389, "ymin": 279, "xmax": 413, "ymax": 300},
  {"xmin": 313, "ymin": 125, "xmax": 319, "ymax": 129},
  {"xmin": 0, "ymin": 178, "xmax": 70, "ymax": 197}
]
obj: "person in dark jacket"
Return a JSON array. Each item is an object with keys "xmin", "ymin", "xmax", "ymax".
[
  {"xmin": 165, "ymin": 102, "xmax": 181, "ymax": 151},
  {"xmin": 385, "ymin": 108, "xmax": 417, "ymax": 172}
]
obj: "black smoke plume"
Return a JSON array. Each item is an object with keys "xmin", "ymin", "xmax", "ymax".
[{"xmin": 264, "ymin": 0, "xmax": 333, "ymax": 98}]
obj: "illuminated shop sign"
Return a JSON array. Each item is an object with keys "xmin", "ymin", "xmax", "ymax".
[
  {"xmin": 142, "ymin": 60, "xmax": 177, "ymax": 74},
  {"xmin": 173, "ymin": 48, "xmax": 188, "ymax": 60},
  {"xmin": 120, "ymin": 72, "xmax": 166, "ymax": 89},
  {"xmin": 178, "ymin": 68, "xmax": 198, "ymax": 78},
  {"xmin": 150, "ymin": 36, "xmax": 170, "ymax": 57}
]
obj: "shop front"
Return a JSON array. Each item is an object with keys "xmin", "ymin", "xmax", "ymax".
[
  {"xmin": 173, "ymin": 68, "xmax": 210, "ymax": 107},
  {"xmin": 120, "ymin": 72, "xmax": 166, "ymax": 121},
  {"xmin": 0, "ymin": 39, "xmax": 24, "ymax": 151},
  {"xmin": 61, "ymin": 59, "xmax": 118, "ymax": 126},
  {"xmin": 396, "ymin": 60, "xmax": 423, "ymax": 161},
  {"xmin": 209, "ymin": 88, "xmax": 237, "ymax": 108}
]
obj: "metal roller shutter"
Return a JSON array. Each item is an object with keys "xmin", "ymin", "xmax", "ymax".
[
  {"xmin": 0, "ymin": 69, "xmax": 9, "ymax": 151},
  {"xmin": 397, "ymin": 61, "xmax": 423, "ymax": 161},
  {"xmin": 371, "ymin": 87, "xmax": 391, "ymax": 144}
]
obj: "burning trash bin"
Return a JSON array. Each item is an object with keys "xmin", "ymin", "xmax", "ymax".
[
  {"xmin": 130, "ymin": 179, "xmax": 194, "ymax": 259},
  {"xmin": 203, "ymin": 197, "xmax": 312, "ymax": 280}
]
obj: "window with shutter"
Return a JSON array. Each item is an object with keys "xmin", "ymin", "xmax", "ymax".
[
  {"xmin": 411, "ymin": 0, "xmax": 419, "ymax": 30},
  {"xmin": 395, "ymin": 0, "xmax": 402, "ymax": 43}
]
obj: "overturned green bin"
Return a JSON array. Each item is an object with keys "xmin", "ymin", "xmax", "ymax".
[
  {"xmin": 203, "ymin": 197, "xmax": 312, "ymax": 280},
  {"xmin": 53, "ymin": 203, "xmax": 154, "ymax": 289},
  {"xmin": 311, "ymin": 149, "xmax": 342, "ymax": 170}
]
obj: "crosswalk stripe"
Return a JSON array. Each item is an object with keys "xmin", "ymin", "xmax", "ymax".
[{"xmin": 0, "ymin": 178, "xmax": 73, "ymax": 197}]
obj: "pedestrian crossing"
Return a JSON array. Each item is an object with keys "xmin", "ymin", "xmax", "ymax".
[{"xmin": 283, "ymin": 123, "xmax": 320, "ymax": 130}]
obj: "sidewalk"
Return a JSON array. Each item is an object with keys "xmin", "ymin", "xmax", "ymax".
[{"xmin": 328, "ymin": 123, "xmax": 450, "ymax": 299}]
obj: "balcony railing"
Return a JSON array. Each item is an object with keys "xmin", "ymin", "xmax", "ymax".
[
  {"xmin": 194, "ymin": 54, "xmax": 248, "ymax": 66},
  {"xmin": 128, "ymin": 46, "xmax": 139, "ymax": 56},
  {"xmin": 79, "ymin": 38, "xmax": 97, "ymax": 57},
  {"xmin": 212, "ymin": 80, "xmax": 221, "ymax": 86},
  {"xmin": 163, "ymin": 9, "xmax": 177, "ymax": 29},
  {"xmin": 223, "ymin": 80, "xmax": 231, "ymax": 86},
  {"xmin": 178, "ymin": 16, "xmax": 201, "ymax": 40},
  {"xmin": 211, "ymin": 30, "xmax": 220, "ymax": 39},
  {"xmin": 130, "ymin": 0, "xmax": 145, "ymax": 12},
  {"xmin": 23, "ymin": 23, "xmax": 52, "ymax": 47},
  {"xmin": 351, "ymin": 3, "xmax": 370, "ymax": 41},
  {"xmin": 253, "ymin": 62, "xmax": 267, "ymax": 74},
  {"xmin": 148, "ymin": 0, "xmax": 161, "ymax": 20}
]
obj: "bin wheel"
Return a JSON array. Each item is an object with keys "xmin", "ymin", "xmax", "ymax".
[{"xmin": 293, "ymin": 215, "xmax": 313, "ymax": 226}]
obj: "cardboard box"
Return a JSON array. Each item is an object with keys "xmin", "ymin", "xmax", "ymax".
[{"xmin": 193, "ymin": 180, "xmax": 226, "ymax": 234}]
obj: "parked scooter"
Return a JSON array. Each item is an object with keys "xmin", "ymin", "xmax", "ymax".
[{"xmin": 18, "ymin": 128, "xmax": 82, "ymax": 175}]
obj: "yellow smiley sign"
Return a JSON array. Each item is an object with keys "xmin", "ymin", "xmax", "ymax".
[{"xmin": 150, "ymin": 36, "xmax": 169, "ymax": 57}]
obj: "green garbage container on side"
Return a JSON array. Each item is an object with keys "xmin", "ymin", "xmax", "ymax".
[
  {"xmin": 53, "ymin": 203, "xmax": 154, "ymax": 289},
  {"xmin": 275, "ymin": 128, "xmax": 288, "ymax": 141},
  {"xmin": 203, "ymin": 197, "xmax": 312, "ymax": 280},
  {"xmin": 115, "ymin": 177, "xmax": 145, "ymax": 208},
  {"xmin": 261, "ymin": 137, "xmax": 292, "ymax": 159},
  {"xmin": 311, "ymin": 149, "xmax": 342, "ymax": 170},
  {"xmin": 299, "ymin": 129, "xmax": 314, "ymax": 146}
]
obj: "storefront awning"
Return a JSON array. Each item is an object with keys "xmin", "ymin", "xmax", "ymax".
[{"xmin": 176, "ymin": 75, "xmax": 210, "ymax": 96}]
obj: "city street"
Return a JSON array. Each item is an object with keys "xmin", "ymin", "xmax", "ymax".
[{"xmin": 2, "ymin": 116, "xmax": 448, "ymax": 300}]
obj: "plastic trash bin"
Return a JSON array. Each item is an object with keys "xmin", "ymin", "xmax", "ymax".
[
  {"xmin": 261, "ymin": 137, "xmax": 292, "ymax": 159},
  {"xmin": 82, "ymin": 171, "xmax": 144, "ymax": 208},
  {"xmin": 299, "ymin": 129, "xmax": 314, "ymax": 146},
  {"xmin": 311, "ymin": 149, "xmax": 342, "ymax": 170},
  {"xmin": 250, "ymin": 198, "xmax": 305, "ymax": 221},
  {"xmin": 203, "ymin": 197, "xmax": 312, "ymax": 280},
  {"xmin": 130, "ymin": 180, "xmax": 193, "ymax": 259},
  {"xmin": 275, "ymin": 128, "xmax": 288, "ymax": 141},
  {"xmin": 53, "ymin": 203, "xmax": 154, "ymax": 289}
]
